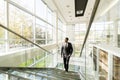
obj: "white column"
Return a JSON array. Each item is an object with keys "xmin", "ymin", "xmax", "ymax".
[
  {"xmin": 113, "ymin": 21, "xmax": 118, "ymax": 47},
  {"xmin": 45, "ymin": 5, "xmax": 48, "ymax": 44},
  {"xmin": 5, "ymin": 1, "xmax": 9, "ymax": 53},
  {"xmin": 56, "ymin": 11, "xmax": 58, "ymax": 45},
  {"xmin": 33, "ymin": 0, "xmax": 36, "ymax": 43},
  {"xmin": 108, "ymin": 53, "xmax": 113, "ymax": 80},
  {"xmin": 53, "ymin": 11, "xmax": 57, "ymax": 44}
]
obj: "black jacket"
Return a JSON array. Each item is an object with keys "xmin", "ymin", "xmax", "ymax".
[{"xmin": 61, "ymin": 42, "xmax": 73, "ymax": 56}]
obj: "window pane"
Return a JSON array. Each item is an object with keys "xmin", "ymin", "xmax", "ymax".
[
  {"xmin": 47, "ymin": 8, "xmax": 52, "ymax": 24},
  {"xmin": 75, "ymin": 24, "xmax": 80, "ymax": 31},
  {"xmin": 9, "ymin": 4, "xmax": 33, "ymax": 48},
  {"xmin": 75, "ymin": 32, "xmax": 80, "ymax": 40},
  {"xmin": 0, "ymin": 27, "xmax": 5, "ymax": 53},
  {"xmin": 58, "ymin": 30, "xmax": 62, "ymax": 42},
  {"xmin": 36, "ymin": 0, "xmax": 46, "ymax": 19},
  {"xmin": 47, "ymin": 25, "xmax": 53, "ymax": 44},
  {"xmin": 0, "ymin": 0, "xmax": 5, "ymax": 25},
  {"xmin": 95, "ymin": 23, "xmax": 104, "ymax": 31},
  {"xmin": 0, "ymin": 0, "xmax": 5, "ymax": 53},
  {"xmin": 12, "ymin": 0, "xmax": 34, "ymax": 12},
  {"xmin": 35, "ymin": 19, "xmax": 46, "ymax": 45},
  {"xmin": 80, "ymin": 24, "xmax": 86, "ymax": 31},
  {"xmin": 58, "ymin": 19, "xmax": 63, "ymax": 30},
  {"xmin": 9, "ymin": 4, "xmax": 33, "ymax": 38}
]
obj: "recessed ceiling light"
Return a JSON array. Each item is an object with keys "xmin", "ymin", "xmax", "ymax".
[
  {"xmin": 76, "ymin": 10, "xmax": 83, "ymax": 14},
  {"xmin": 66, "ymin": 5, "xmax": 70, "ymax": 8},
  {"xmin": 68, "ymin": 11, "xmax": 71, "ymax": 13}
]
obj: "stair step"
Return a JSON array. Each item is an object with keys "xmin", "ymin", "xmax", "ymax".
[{"xmin": 0, "ymin": 67, "xmax": 81, "ymax": 80}]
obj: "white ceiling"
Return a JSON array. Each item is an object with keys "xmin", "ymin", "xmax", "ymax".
[{"xmin": 43, "ymin": 0, "xmax": 96, "ymax": 24}]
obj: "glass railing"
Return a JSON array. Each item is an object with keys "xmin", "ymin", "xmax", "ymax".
[
  {"xmin": 90, "ymin": 44, "xmax": 120, "ymax": 80},
  {"xmin": 0, "ymin": 24, "xmax": 58, "ymax": 68},
  {"xmin": 79, "ymin": 42, "xmax": 97, "ymax": 80},
  {"xmin": 0, "ymin": 70, "xmax": 30, "ymax": 80},
  {"xmin": 79, "ymin": 0, "xmax": 120, "ymax": 79}
]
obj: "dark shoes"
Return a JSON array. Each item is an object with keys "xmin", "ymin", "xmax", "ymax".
[{"xmin": 65, "ymin": 70, "xmax": 68, "ymax": 72}]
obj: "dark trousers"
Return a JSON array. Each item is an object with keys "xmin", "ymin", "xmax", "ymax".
[{"xmin": 63, "ymin": 56, "xmax": 70, "ymax": 72}]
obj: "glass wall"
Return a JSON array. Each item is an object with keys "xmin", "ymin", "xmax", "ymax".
[
  {"xmin": 58, "ymin": 19, "xmax": 65, "ymax": 42},
  {"xmin": 89, "ymin": 0, "xmax": 120, "ymax": 46},
  {"xmin": 0, "ymin": 0, "xmax": 58, "ymax": 54},
  {"xmin": 74, "ymin": 24, "xmax": 86, "ymax": 56},
  {"xmin": 84, "ymin": 0, "xmax": 120, "ymax": 80},
  {"xmin": 0, "ymin": 0, "xmax": 5, "ymax": 25},
  {"xmin": 35, "ymin": 19, "xmax": 46, "ymax": 45},
  {"xmin": 87, "ymin": 21, "xmax": 114, "ymax": 45},
  {"xmin": 12, "ymin": 0, "xmax": 34, "ymax": 12},
  {"xmin": 46, "ymin": 24, "xmax": 53, "ymax": 44},
  {"xmin": 9, "ymin": 4, "xmax": 34, "ymax": 49},
  {"xmin": 36, "ymin": 0, "xmax": 46, "ymax": 19},
  {"xmin": 0, "ymin": 0, "xmax": 66, "ymax": 68},
  {"xmin": 0, "ymin": 0, "xmax": 5, "ymax": 53}
]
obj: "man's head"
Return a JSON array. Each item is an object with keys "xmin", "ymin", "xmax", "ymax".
[{"xmin": 65, "ymin": 37, "xmax": 69, "ymax": 43}]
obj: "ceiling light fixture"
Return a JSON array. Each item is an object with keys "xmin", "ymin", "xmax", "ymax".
[{"xmin": 76, "ymin": 10, "xmax": 83, "ymax": 15}]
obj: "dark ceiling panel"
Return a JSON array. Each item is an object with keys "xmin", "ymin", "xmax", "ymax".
[{"xmin": 75, "ymin": 0, "xmax": 88, "ymax": 17}]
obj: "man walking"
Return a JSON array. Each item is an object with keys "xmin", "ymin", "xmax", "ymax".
[{"xmin": 61, "ymin": 37, "xmax": 73, "ymax": 72}]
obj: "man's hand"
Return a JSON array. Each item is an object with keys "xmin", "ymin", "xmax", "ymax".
[{"xmin": 66, "ymin": 54, "xmax": 71, "ymax": 58}]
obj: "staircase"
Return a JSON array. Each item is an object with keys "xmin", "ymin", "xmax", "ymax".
[{"xmin": 0, "ymin": 67, "xmax": 81, "ymax": 80}]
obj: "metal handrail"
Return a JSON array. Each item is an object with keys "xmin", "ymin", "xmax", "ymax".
[
  {"xmin": 0, "ymin": 24, "xmax": 53, "ymax": 54},
  {"xmin": 80, "ymin": 0, "xmax": 100, "ymax": 56}
]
